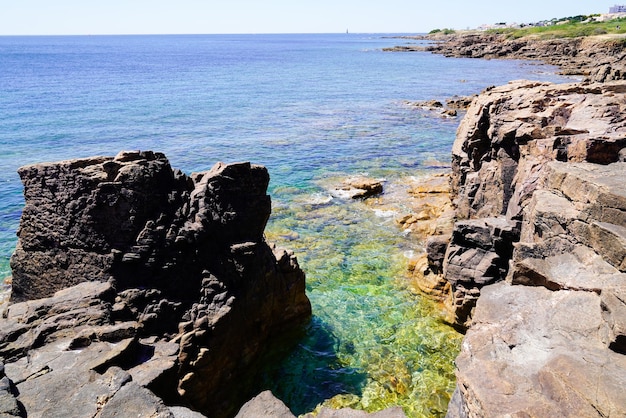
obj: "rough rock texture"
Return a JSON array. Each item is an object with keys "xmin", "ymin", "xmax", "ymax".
[
  {"xmin": 442, "ymin": 217, "xmax": 518, "ymax": 328},
  {"xmin": 452, "ymin": 80, "xmax": 626, "ymax": 220},
  {"xmin": 389, "ymin": 32, "xmax": 626, "ymax": 83},
  {"xmin": 2, "ymin": 151, "xmax": 311, "ymax": 418},
  {"xmin": 444, "ymin": 80, "xmax": 626, "ymax": 322},
  {"xmin": 450, "ymin": 282, "xmax": 626, "ymax": 418},
  {"xmin": 433, "ymin": 79, "xmax": 626, "ymax": 416},
  {"xmin": 235, "ymin": 391, "xmax": 295, "ymax": 418}
]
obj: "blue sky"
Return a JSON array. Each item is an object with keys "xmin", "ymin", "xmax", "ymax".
[{"xmin": 0, "ymin": 1, "xmax": 614, "ymax": 35}]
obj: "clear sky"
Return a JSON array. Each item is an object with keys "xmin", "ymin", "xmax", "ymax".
[{"xmin": 0, "ymin": 1, "xmax": 615, "ymax": 35}]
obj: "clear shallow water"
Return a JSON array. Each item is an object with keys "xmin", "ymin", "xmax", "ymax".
[{"xmin": 0, "ymin": 34, "xmax": 572, "ymax": 415}]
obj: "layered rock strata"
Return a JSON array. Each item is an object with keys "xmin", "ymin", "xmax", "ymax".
[
  {"xmin": 2, "ymin": 151, "xmax": 312, "ymax": 417},
  {"xmin": 417, "ymin": 80, "xmax": 626, "ymax": 416}
]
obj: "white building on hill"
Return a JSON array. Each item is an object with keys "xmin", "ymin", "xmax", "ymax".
[{"xmin": 610, "ymin": 4, "xmax": 626, "ymax": 13}]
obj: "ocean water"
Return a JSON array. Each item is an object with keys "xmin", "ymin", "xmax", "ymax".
[{"xmin": 0, "ymin": 34, "xmax": 572, "ymax": 416}]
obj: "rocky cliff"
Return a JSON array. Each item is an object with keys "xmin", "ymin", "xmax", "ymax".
[
  {"xmin": 1, "ymin": 151, "xmax": 312, "ymax": 417},
  {"xmin": 410, "ymin": 80, "xmax": 626, "ymax": 416}
]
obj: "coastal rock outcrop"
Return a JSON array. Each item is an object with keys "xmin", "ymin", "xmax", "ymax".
[
  {"xmin": 392, "ymin": 32, "xmax": 626, "ymax": 83},
  {"xmin": 428, "ymin": 80, "xmax": 626, "ymax": 416},
  {"xmin": 2, "ymin": 151, "xmax": 312, "ymax": 417}
]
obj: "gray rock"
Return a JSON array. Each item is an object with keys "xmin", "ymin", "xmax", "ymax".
[
  {"xmin": 97, "ymin": 381, "xmax": 174, "ymax": 418},
  {"xmin": 169, "ymin": 406, "xmax": 208, "ymax": 418},
  {"xmin": 0, "ymin": 362, "xmax": 20, "ymax": 417},
  {"xmin": 235, "ymin": 391, "xmax": 295, "ymax": 418}
]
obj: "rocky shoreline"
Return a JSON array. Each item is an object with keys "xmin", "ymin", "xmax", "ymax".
[
  {"xmin": 397, "ymin": 31, "xmax": 626, "ymax": 416},
  {"xmin": 387, "ymin": 31, "xmax": 626, "ymax": 83},
  {"xmin": 1, "ymin": 30, "xmax": 626, "ymax": 418},
  {"xmin": 0, "ymin": 151, "xmax": 412, "ymax": 418}
]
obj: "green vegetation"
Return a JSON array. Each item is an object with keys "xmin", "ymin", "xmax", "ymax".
[
  {"xmin": 429, "ymin": 28, "xmax": 456, "ymax": 35},
  {"xmin": 489, "ymin": 15, "xmax": 626, "ymax": 39}
]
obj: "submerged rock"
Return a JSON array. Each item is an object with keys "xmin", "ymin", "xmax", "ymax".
[
  {"xmin": 2, "ymin": 151, "xmax": 312, "ymax": 418},
  {"xmin": 335, "ymin": 176, "xmax": 384, "ymax": 199}
]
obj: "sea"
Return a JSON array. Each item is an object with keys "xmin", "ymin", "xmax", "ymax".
[{"xmin": 0, "ymin": 34, "xmax": 573, "ymax": 416}]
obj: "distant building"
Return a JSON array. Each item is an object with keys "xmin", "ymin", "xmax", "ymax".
[{"xmin": 610, "ymin": 4, "xmax": 626, "ymax": 13}]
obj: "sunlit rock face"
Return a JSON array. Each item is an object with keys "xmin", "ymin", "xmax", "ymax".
[
  {"xmin": 4, "ymin": 151, "xmax": 311, "ymax": 418},
  {"xmin": 439, "ymin": 80, "xmax": 626, "ymax": 417}
]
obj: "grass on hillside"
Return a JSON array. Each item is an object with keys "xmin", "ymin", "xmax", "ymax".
[{"xmin": 489, "ymin": 16, "xmax": 626, "ymax": 39}]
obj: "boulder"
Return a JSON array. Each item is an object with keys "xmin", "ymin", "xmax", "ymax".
[
  {"xmin": 235, "ymin": 391, "xmax": 295, "ymax": 418},
  {"xmin": 336, "ymin": 177, "xmax": 384, "ymax": 199}
]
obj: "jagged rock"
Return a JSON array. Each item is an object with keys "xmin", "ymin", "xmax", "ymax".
[
  {"xmin": 425, "ymin": 235, "xmax": 449, "ymax": 275},
  {"xmin": 169, "ymin": 406, "xmax": 208, "ymax": 418},
  {"xmin": 97, "ymin": 380, "xmax": 175, "ymax": 418},
  {"xmin": 0, "ymin": 281, "xmax": 118, "ymax": 362},
  {"xmin": 0, "ymin": 362, "xmax": 20, "ymax": 417},
  {"xmin": 452, "ymin": 80, "xmax": 626, "ymax": 221},
  {"xmin": 2, "ymin": 152, "xmax": 311, "ymax": 418},
  {"xmin": 442, "ymin": 217, "xmax": 518, "ymax": 328},
  {"xmin": 417, "ymin": 32, "xmax": 626, "ymax": 83},
  {"xmin": 446, "ymin": 96, "xmax": 475, "ymax": 110},
  {"xmin": 418, "ymin": 72, "xmax": 626, "ymax": 415}
]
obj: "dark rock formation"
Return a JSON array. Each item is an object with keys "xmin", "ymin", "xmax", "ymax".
[
  {"xmin": 443, "ymin": 217, "xmax": 518, "ymax": 328},
  {"xmin": 391, "ymin": 32, "xmax": 626, "ymax": 84},
  {"xmin": 2, "ymin": 151, "xmax": 312, "ymax": 418}
]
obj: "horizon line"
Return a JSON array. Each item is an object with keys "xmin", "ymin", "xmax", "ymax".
[{"xmin": 0, "ymin": 31, "xmax": 424, "ymax": 37}]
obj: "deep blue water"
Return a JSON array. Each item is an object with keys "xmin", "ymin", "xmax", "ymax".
[{"xmin": 0, "ymin": 34, "xmax": 573, "ymax": 415}]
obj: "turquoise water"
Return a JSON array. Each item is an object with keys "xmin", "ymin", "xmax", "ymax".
[{"xmin": 0, "ymin": 34, "xmax": 572, "ymax": 415}]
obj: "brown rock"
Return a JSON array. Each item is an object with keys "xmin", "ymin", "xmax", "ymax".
[{"xmin": 453, "ymin": 282, "xmax": 626, "ymax": 418}]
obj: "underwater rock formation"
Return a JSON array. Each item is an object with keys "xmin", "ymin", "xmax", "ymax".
[{"xmin": 2, "ymin": 151, "xmax": 312, "ymax": 417}]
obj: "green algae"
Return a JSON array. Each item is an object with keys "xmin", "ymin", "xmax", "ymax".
[{"xmin": 264, "ymin": 174, "xmax": 462, "ymax": 417}]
